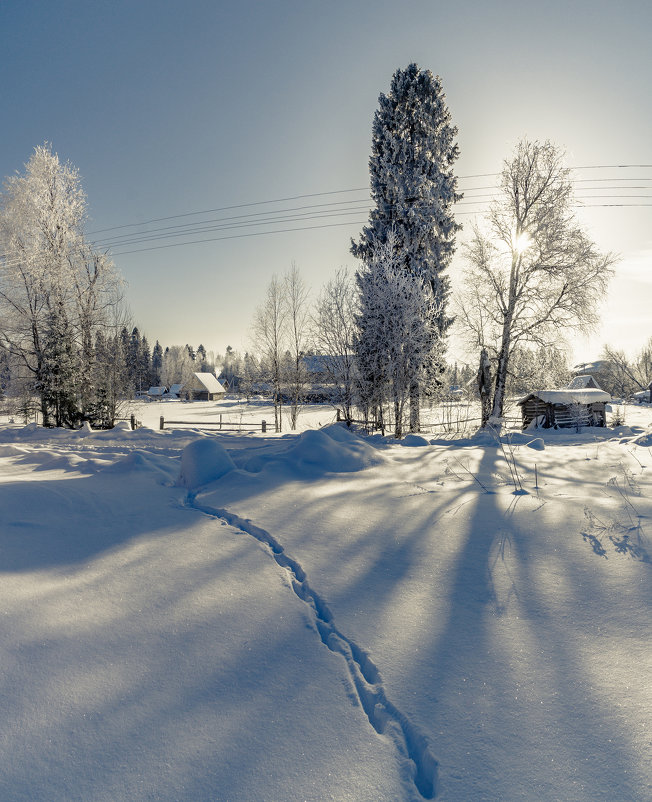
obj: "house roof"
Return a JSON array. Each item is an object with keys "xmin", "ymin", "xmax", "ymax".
[
  {"xmin": 147, "ymin": 386, "xmax": 166, "ymax": 396},
  {"xmin": 517, "ymin": 388, "xmax": 611, "ymax": 406},
  {"xmin": 169, "ymin": 383, "xmax": 184, "ymax": 395},
  {"xmin": 193, "ymin": 372, "xmax": 225, "ymax": 394},
  {"xmin": 567, "ymin": 374, "xmax": 602, "ymax": 390},
  {"xmin": 302, "ymin": 354, "xmax": 349, "ymax": 374}
]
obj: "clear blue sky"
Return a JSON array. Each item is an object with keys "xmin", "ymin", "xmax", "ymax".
[{"xmin": 2, "ymin": 0, "xmax": 651, "ymax": 364}]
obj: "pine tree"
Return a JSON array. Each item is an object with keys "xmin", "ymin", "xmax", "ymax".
[
  {"xmin": 352, "ymin": 64, "xmax": 461, "ymax": 429},
  {"xmin": 151, "ymin": 340, "xmax": 163, "ymax": 385},
  {"xmin": 196, "ymin": 344, "xmax": 207, "ymax": 372},
  {"xmin": 140, "ymin": 336, "xmax": 151, "ymax": 393},
  {"xmin": 39, "ymin": 300, "xmax": 80, "ymax": 427}
]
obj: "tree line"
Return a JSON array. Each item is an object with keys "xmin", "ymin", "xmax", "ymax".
[
  {"xmin": 252, "ymin": 63, "xmax": 615, "ymax": 436},
  {"xmin": 1, "ymin": 65, "xmax": 618, "ymax": 433}
]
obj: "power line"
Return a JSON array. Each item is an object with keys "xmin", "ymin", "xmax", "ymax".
[
  {"xmin": 94, "ymin": 192, "xmax": 652, "ymax": 253},
  {"xmin": 107, "ymin": 219, "xmax": 372, "ymax": 256}
]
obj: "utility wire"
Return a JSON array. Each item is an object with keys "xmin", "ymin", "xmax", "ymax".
[{"xmin": 87, "ymin": 164, "xmax": 651, "ymax": 238}]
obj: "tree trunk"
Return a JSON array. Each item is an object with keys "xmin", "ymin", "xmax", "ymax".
[
  {"xmin": 491, "ymin": 252, "xmax": 519, "ymax": 424},
  {"xmin": 394, "ymin": 398, "xmax": 402, "ymax": 438},
  {"xmin": 477, "ymin": 348, "xmax": 492, "ymax": 428},
  {"xmin": 491, "ymin": 328, "xmax": 511, "ymax": 423},
  {"xmin": 409, "ymin": 382, "xmax": 420, "ymax": 432}
]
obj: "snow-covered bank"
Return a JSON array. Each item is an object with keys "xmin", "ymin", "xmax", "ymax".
[{"xmin": 0, "ymin": 410, "xmax": 650, "ymax": 800}]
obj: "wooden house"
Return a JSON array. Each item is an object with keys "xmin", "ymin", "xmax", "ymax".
[
  {"xmin": 181, "ymin": 372, "xmax": 226, "ymax": 401},
  {"xmin": 517, "ymin": 388, "xmax": 611, "ymax": 429}
]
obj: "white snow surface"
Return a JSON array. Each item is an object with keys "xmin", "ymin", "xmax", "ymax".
[
  {"xmin": 518, "ymin": 388, "xmax": 611, "ymax": 404},
  {"xmin": 0, "ymin": 399, "xmax": 651, "ymax": 801}
]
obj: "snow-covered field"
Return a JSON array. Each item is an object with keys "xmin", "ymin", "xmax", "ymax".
[{"xmin": 0, "ymin": 399, "xmax": 650, "ymax": 801}]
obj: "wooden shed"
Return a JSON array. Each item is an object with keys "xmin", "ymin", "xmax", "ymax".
[
  {"xmin": 182, "ymin": 372, "xmax": 226, "ymax": 401},
  {"xmin": 517, "ymin": 388, "xmax": 611, "ymax": 429}
]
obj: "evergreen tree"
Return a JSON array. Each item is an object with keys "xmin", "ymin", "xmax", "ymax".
[
  {"xmin": 128, "ymin": 328, "xmax": 142, "ymax": 391},
  {"xmin": 90, "ymin": 329, "xmax": 129, "ymax": 428},
  {"xmin": 352, "ymin": 64, "xmax": 461, "ymax": 429},
  {"xmin": 39, "ymin": 300, "xmax": 80, "ymax": 427},
  {"xmin": 196, "ymin": 344, "xmax": 207, "ymax": 371},
  {"xmin": 140, "ymin": 336, "xmax": 151, "ymax": 392},
  {"xmin": 356, "ymin": 235, "xmax": 442, "ymax": 438},
  {"xmin": 151, "ymin": 341, "xmax": 163, "ymax": 385}
]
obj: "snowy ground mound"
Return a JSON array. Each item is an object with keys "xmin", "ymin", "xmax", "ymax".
[
  {"xmin": 282, "ymin": 425, "xmax": 385, "ymax": 474},
  {"xmin": 400, "ymin": 433, "xmax": 430, "ymax": 447},
  {"xmin": 178, "ymin": 438, "xmax": 236, "ymax": 489}
]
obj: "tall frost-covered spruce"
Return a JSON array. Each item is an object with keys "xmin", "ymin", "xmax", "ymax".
[{"xmin": 352, "ymin": 64, "xmax": 461, "ymax": 431}]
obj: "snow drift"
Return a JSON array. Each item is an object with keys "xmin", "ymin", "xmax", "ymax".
[{"xmin": 178, "ymin": 438, "xmax": 235, "ymax": 488}]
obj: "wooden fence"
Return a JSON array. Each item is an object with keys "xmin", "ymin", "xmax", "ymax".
[{"xmin": 158, "ymin": 415, "xmax": 275, "ymax": 433}]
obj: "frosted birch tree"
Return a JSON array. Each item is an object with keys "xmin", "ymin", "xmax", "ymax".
[
  {"xmin": 161, "ymin": 345, "xmax": 196, "ymax": 389},
  {"xmin": 352, "ymin": 63, "xmax": 461, "ymax": 429},
  {"xmin": 0, "ymin": 144, "xmax": 123, "ymax": 426},
  {"xmin": 459, "ymin": 139, "xmax": 615, "ymax": 425}
]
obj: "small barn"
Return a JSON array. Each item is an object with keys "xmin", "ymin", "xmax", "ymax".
[
  {"xmin": 517, "ymin": 388, "xmax": 611, "ymax": 429},
  {"xmin": 182, "ymin": 372, "xmax": 226, "ymax": 401}
]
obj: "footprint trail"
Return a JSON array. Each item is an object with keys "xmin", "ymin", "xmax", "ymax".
[{"xmin": 187, "ymin": 493, "xmax": 439, "ymax": 800}]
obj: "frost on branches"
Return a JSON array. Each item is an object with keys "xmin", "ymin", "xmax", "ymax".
[
  {"xmin": 0, "ymin": 144, "xmax": 123, "ymax": 427},
  {"xmin": 352, "ymin": 63, "xmax": 462, "ymax": 428},
  {"xmin": 356, "ymin": 235, "xmax": 443, "ymax": 438},
  {"xmin": 459, "ymin": 139, "xmax": 615, "ymax": 422}
]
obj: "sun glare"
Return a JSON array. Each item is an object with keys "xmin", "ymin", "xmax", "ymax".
[{"xmin": 512, "ymin": 231, "xmax": 531, "ymax": 254}]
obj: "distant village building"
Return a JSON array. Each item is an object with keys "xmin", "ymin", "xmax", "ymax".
[
  {"xmin": 566, "ymin": 374, "xmax": 603, "ymax": 390},
  {"xmin": 181, "ymin": 372, "xmax": 226, "ymax": 401},
  {"xmin": 517, "ymin": 387, "xmax": 611, "ymax": 429},
  {"xmin": 147, "ymin": 386, "xmax": 166, "ymax": 398}
]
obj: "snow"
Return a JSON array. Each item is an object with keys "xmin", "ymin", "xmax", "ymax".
[
  {"xmin": 518, "ymin": 388, "xmax": 611, "ymax": 405},
  {"xmin": 0, "ymin": 401, "xmax": 651, "ymax": 801},
  {"xmin": 192, "ymin": 372, "xmax": 226, "ymax": 394},
  {"xmin": 178, "ymin": 438, "xmax": 235, "ymax": 488}
]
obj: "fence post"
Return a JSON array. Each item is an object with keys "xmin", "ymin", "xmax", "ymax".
[
  {"xmin": 220, "ymin": 413, "xmax": 222, "ymax": 430},
  {"xmin": 160, "ymin": 416, "xmax": 164, "ymax": 430},
  {"xmin": 336, "ymin": 408, "xmax": 341, "ymax": 422},
  {"xmin": 130, "ymin": 413, "xmax": 136, "ymax": 430},
  {"xmin": 261, "ymin": 420, "xmax": 267, "ymax": 433}
]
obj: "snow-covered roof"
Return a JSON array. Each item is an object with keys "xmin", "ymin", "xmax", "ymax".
[
  {"xmin": 571, "ymin": 360, "xmax": 611, "ymax": 374},
  {"xmin": 518, "ymin": 388, "xmax": 611, "ymax": 405},
  {"xmin": 567, "ymin": 374, "xmax": 602, "ymax": 390},
  {"xmin": 168, "ymin": 383, "xmax": 184, "ymax": 396},
  {"xmin": 193, "ymin": 372, "xmax": 225, "ymax": 394},
  {"xmin": 147, "ymin": 386, "xmax": 166, "ymax": 396}
]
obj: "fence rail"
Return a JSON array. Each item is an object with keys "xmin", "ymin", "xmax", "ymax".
[{"xmin": 158, "ymin": 415, "xmax": 274, "ymax": 433}]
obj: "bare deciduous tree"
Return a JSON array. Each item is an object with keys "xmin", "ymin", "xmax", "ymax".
[
  {"xmin": 459, "ymin": 139, "xmax": 615, "ymax": 424},
  {"xmin": 253, "ymin": 275, "xmax": 286, "ymax": 432},
  {"xmin": 284, "ymin": 263, "xmax": 310, "ymax": 430},
  {"xmin": 312, "ymin": 268, "xmax": 358, "ymax": 423}
]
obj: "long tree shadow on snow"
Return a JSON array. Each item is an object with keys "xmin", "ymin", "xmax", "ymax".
[{"xmin": 414, "ymin": 444, "xmax": 644, "ymax": 800}]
